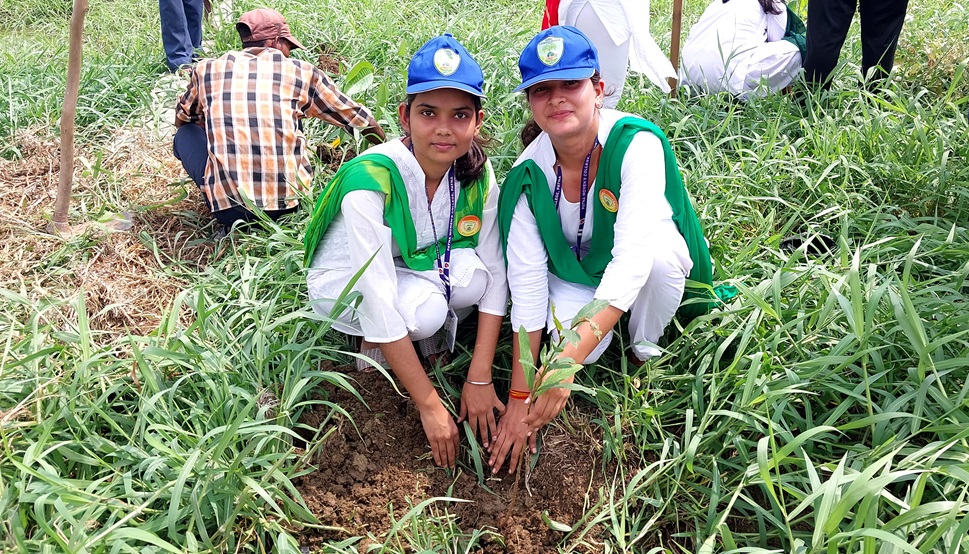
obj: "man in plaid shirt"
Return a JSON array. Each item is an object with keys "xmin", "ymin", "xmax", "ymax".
[{"xmin": 173, "ymin": 8, "xmax": 386, "ymax": 231}]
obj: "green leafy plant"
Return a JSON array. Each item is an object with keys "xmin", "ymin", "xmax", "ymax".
[
  {"xmin": 508, "ymin": 299, "xmax": 609, "ymax": 514},
  {"xmin": 518, "ymin": 299, "xmax": 610, "ymax": 402}
]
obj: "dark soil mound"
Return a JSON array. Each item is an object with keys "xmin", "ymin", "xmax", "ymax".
[{"xmin": 295, "ymin": 370, "xmax": 610, "ymax": 553}]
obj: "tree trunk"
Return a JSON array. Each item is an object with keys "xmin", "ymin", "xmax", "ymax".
[
  {"xmin": 668, "ymin": 0, "xmax": 683, "ymax": 98},
  {"xmin": 52, "ymin": 0, "xmax": 89, "ymax": 233}
]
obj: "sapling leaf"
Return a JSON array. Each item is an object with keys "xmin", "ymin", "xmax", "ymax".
[
  {"xmin": 517, "ymin": 325, "xmax": 536, "ymax": 390},
  {"xmin": 572, "ymin": 298, "xmax": 610, "ymax": 325},
  {"xmin": 551, "ymin": 300, "xmax": 564, "ymax": 333},
  {"xmin": 560, "ymin": 328, "xmax": 581, "ymax": 346},
  {"xmin": 533, "ymin": 365, "xmax": 584, "ymax": 397},
  {"xmin": 541, "ymin": 510, "xmax": 573, "ymax": 532},
  {"xmin": 554, "ymin": 382, "xmax": 596, "ymax": 396},
  {"xmin": 343, "ymin": 60, "xmax": 375, "ymax": 97},
  {"xmin": 376, "ymin": 80, "xmax": 389, "ymax": 107}
]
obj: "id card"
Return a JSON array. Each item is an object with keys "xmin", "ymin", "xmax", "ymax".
[{"xmin": 443, "ymin": 308, "xmax": 458, "ymax": 353}]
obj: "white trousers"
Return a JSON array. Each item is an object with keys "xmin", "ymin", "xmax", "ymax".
[
  {"xmin": 566, "ymin": 1, "xmax": 630, "ymax": 109},
  {"xmin": 547, "ymin": 253, "xmax": 686, "ymax": 363},
  {"xmin": 318, "ymin": 267, "xmax": 489, "ymax": 341}
]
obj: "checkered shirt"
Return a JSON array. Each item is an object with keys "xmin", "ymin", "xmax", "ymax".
[{"xmin": 175, "ymin": 47, "xmax": 374, "ymax": 212}]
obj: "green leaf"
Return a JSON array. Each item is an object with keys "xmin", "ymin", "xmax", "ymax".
[
  {"xmin": 541, "ymin": 510, "xmax": 573, "ymax": 532},
  {"xmin": 343, "ymin": 60, "xmax": 375, "ymax": 97}
]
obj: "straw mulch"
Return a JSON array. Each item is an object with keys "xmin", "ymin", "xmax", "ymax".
[{"xmin": 0, "ymin": 126, "xmax": 214, "ymax": 339}]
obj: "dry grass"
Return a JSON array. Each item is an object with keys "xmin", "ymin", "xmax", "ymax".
[{"xmin": 0, "ymin": 126, "xmax": 214, "ymax": 338}]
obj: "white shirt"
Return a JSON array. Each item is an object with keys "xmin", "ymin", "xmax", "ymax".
[
  {"xmin": 308, "ymin": 139, "xmax": 507, "ymax": 342},
  {"xmin": 679, "ymin": 0, "xmax": 800, "ymax": 95},
  {"xmin": 559, "ymin": 0, "xmax": 677, "ymax": 92},
  {"xmin": 506, "ymin": 109, "xmax": 692, "ymax": 332}
]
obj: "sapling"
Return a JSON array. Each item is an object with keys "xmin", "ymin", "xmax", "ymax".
[{"xmin": 508, "ymin": 299, "xmax": 609, "ymax": 513}]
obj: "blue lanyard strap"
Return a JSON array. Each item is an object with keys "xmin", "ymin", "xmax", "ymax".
[
  {"xmin": 552, "ymin": 137, "xmax": 600, "ymax": 260},
  {"xmin": 410, "ymin": 139, "xmax": 456, "ymax": 303},
  {"xmin": 425, "ymin": 169, "xmax": 456, "ymax": 303}
]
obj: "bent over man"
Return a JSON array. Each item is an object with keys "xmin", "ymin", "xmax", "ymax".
[{"xmin": 173, "ymin": 8, "xmax": 385, "ymax": 231}]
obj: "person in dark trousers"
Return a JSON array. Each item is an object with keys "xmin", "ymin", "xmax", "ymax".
[
  {"xmin": 802, "ymin": 0, "xmax": 909, "ymax": 89},
  {"xmin": 159, "ymin": 0, "xmax": 204, "ymax": 73}
]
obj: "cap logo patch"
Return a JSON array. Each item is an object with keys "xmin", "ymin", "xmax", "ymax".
[
  {"xmin": 537, "ymin": 36, "xmax": 564, "ymax": 67},
  {"xmin": 433, "ymin": 48, "xmax": 460, "ymax": 76}
]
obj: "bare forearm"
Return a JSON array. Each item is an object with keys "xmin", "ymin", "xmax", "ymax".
[
  {"xmin": 510, "ymin": 328, "xmax": 542, "ymax": 391},
  {"xmin": 379, "ymin": 337, "xmax": 439, "ymax": 409},
  {"xmin": 557, "ymin": 305, "xmax": 624, "ymax": 365},
  {"xmin": 467, "ymin": 312, "xmax": 503, "ymax": 381}
]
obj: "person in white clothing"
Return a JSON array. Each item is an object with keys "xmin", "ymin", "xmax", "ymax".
[
  {"xmin": 544, "ymin": 0, "xmax": 678, "ymax": 105},
  {"xmin": 304, "ymin": 34, "xmax": 508, "ymax": 469},
  {"xmin": 488, "ymin": 26, "xmax": 712, "ymax": 474},
  {"xmin": 679, "ymin": 0, "xmax": 805, "ymax": 96}
]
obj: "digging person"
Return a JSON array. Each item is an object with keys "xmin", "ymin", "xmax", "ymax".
[
  {"xmin": 172, "ymin": 8, "xmax": 385, "ymax": 233},
  {"xmin": 489, "ymin": 26, "xmax": 713, "ymax": 474},
  {"xmin": 304, "ymin": 35, "xmax": 508, "ymax": 469}
]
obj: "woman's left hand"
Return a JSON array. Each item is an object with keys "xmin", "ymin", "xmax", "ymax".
[
  {"xmin": 521, "ymin": 380, "xmax": 572, "ymax": 430},
  {"xmin": 458, "ymin": 383, "xmax": 506, "ymax": 447}
]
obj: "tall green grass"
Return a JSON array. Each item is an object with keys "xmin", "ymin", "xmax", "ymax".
[
  {"xmin": 2, "ymin": 0, "xmax": 968, "ymax": 551},
  {"xmin": 0, "ymin": 226, "xmax": 366, "ymax": 551}
]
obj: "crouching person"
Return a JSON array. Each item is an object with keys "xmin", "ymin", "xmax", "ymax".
[
  {"xmin": 173, "ymin": 8, "xmax": 385, "ymax": 232},
  {"xmin": 489, "ymin": 26, "xmax": 714, "ymax": 474},
  {"xmin": 304, "ymin": 35, "xmax": 508, "ymax": 468}
]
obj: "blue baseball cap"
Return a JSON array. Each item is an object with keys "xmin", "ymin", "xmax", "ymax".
[
  {"xmin": 406, "ymin": 34, "xmax": 485, "ymax": 98},
  {"xmin": 515, "ymin": 26, "xmax": 600, "ymax": 92}
]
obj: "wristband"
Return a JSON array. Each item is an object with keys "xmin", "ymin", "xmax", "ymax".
[
  {"xmin": 465, "ymin": 380, "xmax": 493, "ymax": 386},
  {"xmin": 509, "ymin": 389, "xmax": 530, "ymax": 400}
]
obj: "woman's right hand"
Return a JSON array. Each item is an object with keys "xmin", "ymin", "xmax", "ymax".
[
  {"xmin": 418, "ymin": 397, "xmax": 460, "ymax": 469},
  {"xmin": 458, "ymin": 382, "xmax": 505, "ymax": 448}
]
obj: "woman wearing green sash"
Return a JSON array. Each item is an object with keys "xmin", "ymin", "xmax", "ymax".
[
  {"xmin": 304, "ymin": 35, "xmax": 508, "ymax": 469},
  {"xmin": 489, "ymin": 26, "xmax": 710, "ymax": 474}
]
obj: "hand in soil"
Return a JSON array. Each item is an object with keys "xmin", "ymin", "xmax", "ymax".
[
  {"xmin": 419, "ymin": 399, "xmax": 461, "ymax": 468},
  {"xmin": 487, "ymin": 399, "xmax": 537, "ymax": 474},
  {"xmin": 522, "ymin": 385, "xmax": 571, "ymax": 431},
  {"xmin": 457, "ymin": 382, "xmax": 506, "ymax": 447}
]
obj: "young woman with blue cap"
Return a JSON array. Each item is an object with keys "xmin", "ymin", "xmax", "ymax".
[
  {"xmin": 489, "ymin": 26, "xmax": 713, "ymax": 474},
  {"xmin": 304, "ymin": 35, "xmax": 507, "ymax": 469}
]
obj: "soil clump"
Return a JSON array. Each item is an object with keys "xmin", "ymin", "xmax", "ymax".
[{"xmin": 296, "ymin": 370, "xmax": 615, "ymax": 553}]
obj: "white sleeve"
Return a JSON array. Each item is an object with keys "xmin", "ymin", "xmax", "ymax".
[
  {"xmin": 594, "ymin": 132, "xmax": 671, "ymax": 310},
  {"xmin": 744, "ymin": 40, "xmax": 802, "ymax": 93},
  {"xmin": 342, "ymin": 190, "xmax": 409, "ymax": 342},
  {"xmin": 621, "ymin": 0, "xmax": 676, "ymax": 91},
  {"xmin": 473, "ymin": 164, "xmax": 509, "ymax": 316},
  {"xmin": 766, "ymin": 3, "xmax": 788, "ymax": 42},
  {"xmin": 506, "ymin": 195, "xmax": 550, "ymax": 333}
]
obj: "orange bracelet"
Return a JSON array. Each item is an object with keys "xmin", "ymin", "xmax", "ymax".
[{"xmin": 509, "ymin": 389, "xmax": 530, "ymax": 400}]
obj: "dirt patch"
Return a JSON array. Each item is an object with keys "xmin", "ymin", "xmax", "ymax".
[
  {"xmin": 315, "ymin": 141, "xmax": 358, "ymax": 174},
  {"xmin": 316, "ymin": 49, "xmax": 343, "ymax": 75},
  {"xmin": 296, "ymin": 370, "xmax": 614, "ymax": 553},
  {"xmin": 0, "ymin": 127, "xmax": 213, "ymax": 337}
]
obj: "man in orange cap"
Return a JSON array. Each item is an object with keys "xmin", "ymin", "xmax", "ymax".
[{"xmin": 173, "ymin": 8, "xmax": 386, "ymax": 232}]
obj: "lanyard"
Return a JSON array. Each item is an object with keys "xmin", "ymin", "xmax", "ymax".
[
  {"xmin": 552, "ymin": 137, "xmax": 599, "ymax": 260},
  {"xmin": 410, "ymin": 140, "xmax": 456, "ymax": 303}
]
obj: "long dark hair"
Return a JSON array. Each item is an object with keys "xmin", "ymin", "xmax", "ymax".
[
  {"xmin": 723, "ymin": 0, "xmax": 783, "ymax": 15},
  {"xmin": 404, "ymin": 93, "xmax": 492, "ymax": 186},
  {"xmin": 520, "ymin": 71, "xmax": 602, "ymax": 148}
]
